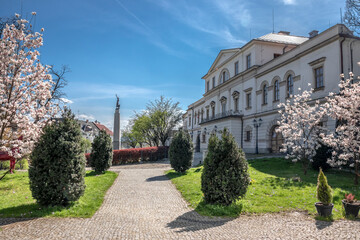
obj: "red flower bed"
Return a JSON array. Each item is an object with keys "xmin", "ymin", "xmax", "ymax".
[{"xmin": 85, "ymin": 146, "xmax": 168, "ymax": 166}]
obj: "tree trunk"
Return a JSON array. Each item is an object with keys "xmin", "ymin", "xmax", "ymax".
[{"xmin": 355, "ymin": 160, "xmax": 359, "ymax": 185}]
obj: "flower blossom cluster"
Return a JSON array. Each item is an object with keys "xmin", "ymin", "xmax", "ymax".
[
  {"xmin": 277, "ymin": 87, "xmax": 328, "ymax": 164},
  {"xmin": 323, "ymin": 73, "xmax": 360, "ymax": 168},
  {"xmin": 0, "ymin": 15, "xmax": 58, "ymax": 158}
]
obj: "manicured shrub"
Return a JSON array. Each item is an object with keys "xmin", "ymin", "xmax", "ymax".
[
  {"xmin": 90, "ymin": 130, "xmax": 113, "ymax": 173},
  {"xmin": 201, "ymin": 129, "xmax": 250, "ymax": 205},
  {"xmin": 169, "ymin": 130, "xmax": 193, "ymax": 173},
  {"xmin": 312, "ymin": 143, "xmax": 332, "ymax": 171},
  {"xmin": 316, "ymin": 168, "xmax": 333, "ymax": 205},
  {"xmin": 29, "ymin": 108, "xmax": 86, "ymax": 206}
]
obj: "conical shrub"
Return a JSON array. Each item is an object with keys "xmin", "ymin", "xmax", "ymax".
[
  {"xmin": 316, "ymin": 168, "xmax": 333, "ymax": 205},
  {"xmin": 90, "ymin": 130, "xmax": 113, "ymax": 173},
  {"xmin": 169, "ymin": 130, "xmax": 193, "ymax": 173},
  {"xmin": 201, "ymin": 129, "xmax": 250, "ymax": 205},
  {"xmin": 29, "ymin": 108, "xmax": 86, "ymax": 206}
]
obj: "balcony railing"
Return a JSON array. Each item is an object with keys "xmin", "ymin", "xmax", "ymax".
[{"xmin": 200, "ymin": 110, "xmax": 243, "ymax": 124}]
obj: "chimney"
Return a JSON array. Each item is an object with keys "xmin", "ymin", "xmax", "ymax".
[
  {"xmin": 309, "ymin": 30, "xmax": 319, "ymax": 38},
  {"xmin": 278, "ymin": 31, "xmax": 290, "ymax": 35}
]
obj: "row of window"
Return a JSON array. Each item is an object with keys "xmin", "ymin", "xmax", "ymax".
[
  {"xmin": 206, "ymin": 54, "xmax": 252, "ymax": 92},
  {"xmin": 194, "ymin": 66, "xmax": 325, "ymax": 127}
]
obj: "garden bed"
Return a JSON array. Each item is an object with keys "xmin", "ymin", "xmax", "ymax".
[
  {"xmin": 0, "ymin": 171, "xmax": 117, "ymax": 218},
  {"xmin": 166, "ymin": 158, "xmax": 360, "ymax": 220}
]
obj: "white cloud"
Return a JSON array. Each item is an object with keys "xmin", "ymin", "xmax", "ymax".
[
  {"xmin": 59, "ymin": 98, "xmax": 73, "ymax": 104},
  {"xmin": 282, "ymin": 0, "xmax": 296, "ymax": 5},
  {"xmin": 147, "ymin": 0, "xmax": 248, "ymax": 47},
  {"xmin": 78, "ymin": 114, "xmax": 95, "ymax": 121},
  {"xmin": 70, "ymin": 83, "xmax": 158, "ymax": 102}
]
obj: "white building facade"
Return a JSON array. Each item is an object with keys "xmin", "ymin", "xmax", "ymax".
[{"xmin": 183, "ymin": 24, "xmax": 360, "ymax": 154}]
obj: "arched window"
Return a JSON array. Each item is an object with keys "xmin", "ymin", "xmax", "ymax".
[
  {"xmin": 220, "ymin": 69, "xmax": 229, "ymax": 84},
  {"xmin": 220, "ymin": 96, "xmax": 227, "ymax": 114},
  {"xmin": 274, "ymin": 80, "xmax": 280, "ymax": 101},
  {"xmin": 287, "ymin": 75, "xmax": 294, "ymax": 98},
  {"xmin": 263, "ymin": 84, "xmax": 268, "ymax": 105},
  {"xmin": 210, "ymin": 101, "xmax": 215, "ymax": 118}
]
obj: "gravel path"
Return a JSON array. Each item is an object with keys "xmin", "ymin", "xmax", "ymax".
[{"xmin": 0, "ymin": 163, "xmax": 359, "ymax": 239}]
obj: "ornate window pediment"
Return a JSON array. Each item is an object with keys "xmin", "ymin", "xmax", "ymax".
[{"xmin": 232, "ymin": 91, "xmax": 240, "ymax": 99}]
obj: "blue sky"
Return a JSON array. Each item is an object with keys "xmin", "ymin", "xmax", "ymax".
[{"xmin": 1, "ymin": 0, "xmax": 345, "ymax": 130}]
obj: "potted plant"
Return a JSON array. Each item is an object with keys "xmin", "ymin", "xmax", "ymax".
[
  {"xmin": 342, "ymin": 193, "xmax": 360, "ymax": 217},
  {"xmin": 315, "ymin": 168, "xmax": 333, "ymax": 217}
]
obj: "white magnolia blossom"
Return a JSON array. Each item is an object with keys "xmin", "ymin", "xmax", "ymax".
[
  {"xmin": 323, "ymin": 73, "xmax": 360, "ymax": 182},
  {"xmin": 0, "ymin": 16, "xmax": 58, "ymax": 158},
  {"xmin": 277, "ymin": 89, "xmax": 328, "ymax": 173}
]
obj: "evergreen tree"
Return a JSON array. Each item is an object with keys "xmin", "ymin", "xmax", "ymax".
[
  {"xmin": 29, "ymin": 108, "xmax": 86, "ymax": 206},
  {"xmin": 169, "ymin": 130, "xmax": 193, "ymax": 173},
  {"xmin": 201, "ymin": 129, "xmax": 250, "ymax": 205},
  {"xmin": 316, "ymin": 168, "xmax": 333, "ymax": 205},
  {"xmin": 90, "ymin": 130, "xmax": 113, "ymax": 173}
]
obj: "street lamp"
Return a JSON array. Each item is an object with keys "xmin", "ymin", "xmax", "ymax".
[{"xmin": 253, "ymin": 118, "xmax": 262, "ymax": 154}]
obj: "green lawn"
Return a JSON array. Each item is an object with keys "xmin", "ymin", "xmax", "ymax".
[
  {"xmin": 0, "ymin": 170, "xmax": 118, "ymax": 218},
  {"xmin": 166, "ymin": 158, "xmax": 360, "ymax": 220}
]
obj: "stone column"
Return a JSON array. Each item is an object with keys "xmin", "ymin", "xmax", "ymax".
[{"xmin": 113, "ymin": 96, "xmax": 121, "ymax": 150}]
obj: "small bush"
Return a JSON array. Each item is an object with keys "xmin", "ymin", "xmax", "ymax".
[
  {"xmin": 312, "ymin": 143, "xmax": 331, "ymax": 171},
  {"xmin": 201, "ymin": 129, "xmax": 250, "ymax": 205},
  {"xmin": 316, "ymin": 168, "xmax": 333, "ymax": 205},
  {"xmin": 169, "ymin": 130, "xmax": 193, "ymax": 173},
  {"xmin": 90, "ymin": 130, "xmax": 113, "ymax": 173},
  {"xmin": 29, "ymin": 108, "xmax": 86, "ymax": 206}
]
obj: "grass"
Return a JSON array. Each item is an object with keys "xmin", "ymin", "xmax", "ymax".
[
  {"xmin": 166, "ymin": 158, "xmax": 360, "ymax": 220},
  {"xmin": 0, "ymin": 170, "xmax": 118, "ymax": 218}
]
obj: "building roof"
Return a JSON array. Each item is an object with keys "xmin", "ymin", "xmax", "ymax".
[
  {"xmin": 255, "ymin": 33, "xmax": 309, "ymax": 45},
  {"xmin": 94, "ymin": 122, "xmax": 113, "ymax": 136}
]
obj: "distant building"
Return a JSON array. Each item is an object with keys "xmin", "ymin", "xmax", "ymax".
[
  {"xmin": 77, "ymin": 119, "xmax": 113, "ymax": 142},
  {"xmin": 183, "ymin": 24, "xmax": 360, "ymax": 154}
]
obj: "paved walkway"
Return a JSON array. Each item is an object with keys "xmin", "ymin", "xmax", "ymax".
[{"xmin": 1, "ymin": 162, "xmax": 359, "ymax": 239}]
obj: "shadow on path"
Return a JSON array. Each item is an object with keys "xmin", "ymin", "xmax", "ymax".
[
  {"xmin": 315, "ymin": 220, "xmax": 333, "ymax": 230},
  {"xmin": 167, "ymin": 210, "xmax": 232, "ymax": 232},
  {"xmin": 0, "ymin": 217, "xmax": 34, "ymax": 227},
  {"xmin": 146, "ymin": 175, "xmax": 169, "ymax": 182}
]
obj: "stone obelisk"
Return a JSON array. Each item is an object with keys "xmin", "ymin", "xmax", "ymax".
[{"xmin": 113, "ymin": 95, "xmax": 120, "ymax": 150}]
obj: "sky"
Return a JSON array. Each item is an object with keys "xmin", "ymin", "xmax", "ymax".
[{"xmin": 1, "ymin": 0, "xmax": 345, "ymax": 130}]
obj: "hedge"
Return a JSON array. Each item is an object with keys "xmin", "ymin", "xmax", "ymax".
[{"xmin": 85, "ymin": 146, "xmax": 168, "ymax": 166}]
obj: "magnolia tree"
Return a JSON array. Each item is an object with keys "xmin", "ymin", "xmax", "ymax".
[
  {"xmin": 0, "ymin": 14, "xmax": 57, "ymax": 174},
  {"xmin": 277, "ymin": 86, "xmax": 327, "ymax": 175},
  {"xmin": 324, "ymin": 73, "xmax": 360, "ymax": 185}
]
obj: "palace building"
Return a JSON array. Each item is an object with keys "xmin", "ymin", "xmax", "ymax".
[{"xmin": 183, "ymin": 24, "xmax": 360, "ymax": 154}]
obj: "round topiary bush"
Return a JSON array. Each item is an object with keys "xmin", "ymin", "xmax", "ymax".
[
  {"xmin": 29, "ymin": 108, "xmax": 86, "ymax": 206},
  {"xmin": 90, "ymin": 130, "xmax": 113, "ymax": 173},
  {"xmin": 317, "ymin": 168, "xmax": 333, "ymax": 205},
  {"xmin": 201, "ymin": 129, "xmax": 250, "ymax": 205},
  {"xmin": 169, "ymin": 130, "xmax": 193, "ymax": 173}
]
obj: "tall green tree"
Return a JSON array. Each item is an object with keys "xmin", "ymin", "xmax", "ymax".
[
  {"xmin": 29, "ymin": 108, "xmax": 86, "ymax": 206},
  {"xmin": 90, "ymin": 130, "xmax": 113, "ymax": 173},
  {"xmin": 169, "ymin": 130, "xmax": 193, "ymax": 173},
  {"xmin": 201, "ymin": 129, "xmax": 250, "ymax": 205}
]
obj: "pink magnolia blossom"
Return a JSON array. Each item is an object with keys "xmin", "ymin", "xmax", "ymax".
[
  {"xmin": 277, "ymin": 88, "xmax": 328, "ymax": 174},
  {"xmin": 0, "ymin": 16, "xmax": 58, "ymax": 159},
  {"xmin": 324, "ymin": 73, "xmax": 360, "ymax": 184}
]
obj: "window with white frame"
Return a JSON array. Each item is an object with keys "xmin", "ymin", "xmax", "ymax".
[
  {"xmin": 235, "ymin": 61, "xmax": 239, "ymax": 75},
  {"xmin": 246, "ymin": 92, "xmax": 252, "ymax": 109},
  {"xmin": 274, "ymin": 80, "xmax": 280, "ymax": 101},
  {"xmin": 246, "ymin": 54, "xmax": 251, "ymax": 69},
  {"xmin": 315, "ymin": 66, "xmax": 324, "ymax": 89},
  {"xmin": 263, "ymin": 84, "xmax": 268, "ymax": 105},
  {"xmin": 287, "ymin": 74, "xmax": 294, "ymax": 98}
]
